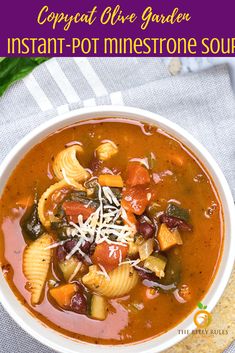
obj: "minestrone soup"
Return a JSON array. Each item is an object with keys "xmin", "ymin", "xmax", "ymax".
[{"xmin": 0, "ymin": 118, "xmax": 223, "ymax": 344}]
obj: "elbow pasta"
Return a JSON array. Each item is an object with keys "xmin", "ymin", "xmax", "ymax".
[
  {"xmin": 23, "ymin": 233, "xmax": 52, "ymax": 304},
  {"xmin": 38, "ymin": 179, "xmax": 85, "ymax": 228},
  {"xmin": 82, "ymin": 264, "xmax": 138, "ymax": 298},
  {"xmin": 53, "ymin": 146, "xmax": 90, "ymax": 182}
]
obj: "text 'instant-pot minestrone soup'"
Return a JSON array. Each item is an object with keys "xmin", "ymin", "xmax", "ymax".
[{"xmin": 0, "ymin": 118, "xmax": 223, "ymax": 344}]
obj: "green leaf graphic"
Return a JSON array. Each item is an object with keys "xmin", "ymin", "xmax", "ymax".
[{"xmin": 197, "ymin": 302, "xmax": 204, "ymax": 309}]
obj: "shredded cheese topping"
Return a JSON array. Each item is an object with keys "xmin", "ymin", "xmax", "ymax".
[{"xmin": 64, "ymin": 184, "xmax": 134, "ymax": 262}]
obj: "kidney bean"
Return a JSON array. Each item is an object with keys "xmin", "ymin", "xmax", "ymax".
[
  {"xmin": 56, "ymin": 245, "xmax": 67, "ymax": 262},
  {"xmin": 135, "ymin": 266, "xmax": 157, "ymax": 281},
  {"xmin": 89, "ymin": 242, "xmax": 96, "ymax": 256},
  {"xmin": 159, "ymin": 214, "xmax": 192, "ymax": 232},
  {"xmin": 137, "ymin": 220, "xmax": 155, "ymax": 239},
  {"xmin": 80, "ymin": 241, "xmax": 91, "ymax": 254},
  {"xmin": 64, "ymin": 239, "xmax": 78, "ymax": 253},
  {"xmin": 74, "ymin": 241, "xmax": 92, "ymax": 261},
  {"xmin": 70, "ymin": 292, "xmax": 87, "ymax": 314}
]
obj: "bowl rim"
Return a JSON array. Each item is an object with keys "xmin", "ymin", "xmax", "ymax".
[{"xmin": 0, "ymin": 105, "xmax": 234, "ymax": 353}]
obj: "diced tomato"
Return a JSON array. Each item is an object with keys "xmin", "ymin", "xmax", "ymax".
[
  {"xmin": 91, "ymin": 242, "xmax": 128, "ymax": 272},
  {"xmin": 121, "ymin": 186, "xmax": 150, "ymax": 215},
  {"xmin": 63, "ymin": 201, "xmax": 96, "ymax": 222},
  {"xmin": 126, "ymin": 163, "xmax": 150, "ymax": 187}
]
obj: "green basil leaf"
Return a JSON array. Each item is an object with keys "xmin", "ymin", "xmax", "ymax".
[{"xmin": 0, "ymin": 57, "xmax": 50, "ymax": 96}]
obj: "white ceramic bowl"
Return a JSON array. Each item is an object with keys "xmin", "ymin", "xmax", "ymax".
[{"xmin": 0, "ymin": 106, "xmax": 234, "ymax": 353}]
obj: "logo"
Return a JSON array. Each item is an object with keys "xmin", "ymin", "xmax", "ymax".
[{"xmin": 193, "ymin": 302, "xmax": 212, "ymax": 329}]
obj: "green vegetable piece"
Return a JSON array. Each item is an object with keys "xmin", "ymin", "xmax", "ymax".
[
  {"xmin": 64, "ymin": 190, "xmax": 100, "ymax": 209},
  {"xmin": 144, "ymin": 254, "xmax": 167, "ymax": 278},
  {"xmin": 0, "ymin": 57, "xmax": 49, "ymax": 96},
  {"xmin": 59, "ymin": 257, "xmax": 80, "ymax": 282},
  {"xmin": 166, "ymin": 203, "xmax": 190, "ymax": 222},
  {"xmin": 158, "ymin": 250, "xmax": 181, "ymax": 289},
  {"xmin": 90, "ymin": 294, "xmax": 108, "ymax": 320},
  {"xmin": 21, "ymin": 202, "xmax": 45, "ymax": 240},
  {"xmin": 110, "ymin": 187, "xmax": 122, "ymax": 200},
  {"xmin": 146, "ymin": 202, "xmax": 160, "ymax": 219},
  {"xmin": 51, "ymin": 221, "xmax": 70, "ymax": 240}
]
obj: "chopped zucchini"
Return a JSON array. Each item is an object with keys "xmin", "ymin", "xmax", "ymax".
[
  {"xmin": 138, "ymin": 238, "xmax": 154, "ymax": 261},
  {"xmin": 166, "ymin": 203, "xmax": 189, "ymax": 222},
  {"xmin": 90, "ymin": 294, "xmax": 108, "ymax": 320},
  {"xmin": 146, "ymin": 202, "xmax": 160, "ymax": 219},
  {"xmin": 128, "ymin": 241, "xmax": 139, "ymax": 257},
  {"xmin": 96, "ymin": 142, "xmax": 118, "ymax": 161},
  {"xmin": 158, "ymin": 250, "xmax": 181, "ymax": 287},
  {"xmin": 144, "ymin": 254, "xmax": 167, "ymax": 278},
  {"xmin": 59, "ymin": 256, "xmax": 82, "ymax": 282},
  {"xmin": 157, "ymin": 223, "xmax": 183, "ymax": 251}
]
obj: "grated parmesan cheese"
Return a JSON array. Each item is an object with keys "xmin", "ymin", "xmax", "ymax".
[
  {"xmin": 119, "ymin": 258, "xmax": 141, "ymax": 267},
  {"xmin": 45, "ymin": 239, "xmax": 68, "ymax": 250},
  {"xmin": 63, "ymin": 183, "xmax": 134, "ymax": 263}
]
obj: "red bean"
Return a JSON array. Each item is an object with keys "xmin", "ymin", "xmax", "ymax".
[
  {"xmin": 135, "ymin": 266, "xmax": 157, "ymax": 281},
  {"xmin": 80, "ymin": 241, "xmax": 91, "ymax": 254},
  {"xmin": 60, "ymin": 239, "xmax": 91, "ymax": 261},
  {"xmin": 137, "ymin": 221, "xmax": 155, "ymax": 239},
  {"xmin": 70, "ymin": 292, "xmax": 87, "ymax": 314},
  {"xmin": 159, "ymin": 214, "xmax": 192, "ymax": 232},
  {"xmin": 64, "ymin": 239, "xmax": 77, "ymax": 253},
  {"xmin": 56, "ymin": 245, "xmax": 66, "ymax": 262}
]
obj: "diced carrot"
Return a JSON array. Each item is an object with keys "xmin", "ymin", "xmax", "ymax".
[
  {"xmin": 63, "ymin": 201, "xmax": 96, "ymax": 222},
  {"xmin": 98, "ymin": 174, "xmax": 124, "ymax": 187},
  {"xmin": 157, "ymin": 223, "xmax": 183, "ymax": 251},
  {"xmin": 50, "ymin": 283, "xmax": 77, "ymax": 308},
  {"xmin": 121, "ymin": 186, "xmax": 150, "ymax": 215},
  {"xmin": 91, "ymin": 242, "xmax": 128, "ymax": 272},
  {"xmin": 126, "ymin": 163, "xmax": 150, "ymax": 187}
]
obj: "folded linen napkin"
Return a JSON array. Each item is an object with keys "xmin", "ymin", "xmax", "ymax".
[{"xmin": 0, "ymin": 58, "xmax": 234, "ymax": 353}]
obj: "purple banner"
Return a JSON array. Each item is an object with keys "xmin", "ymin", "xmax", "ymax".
[{"xmin": 1, "ymin": 0, "xmax": 235, "ymax": 56}]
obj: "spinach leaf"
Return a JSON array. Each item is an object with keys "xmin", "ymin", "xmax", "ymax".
[
  {"xmin": 21, "ymin": 202, "xmax": 45, "ymax": 240},
  {"xmin": 166, "ymin": 203, "xmax": 190, "ymax": 222},
  {"xmin": 0, "ymin": 57, "xmax": 50, "ymax": 96}
]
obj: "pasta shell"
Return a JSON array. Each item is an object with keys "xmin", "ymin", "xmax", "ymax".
[
  {"xmin": 53, "ymin": 146, "xmax": 90, "ymax": 182},
  {"xmin": 96, "ymin": 142, "xmax": 118, "ymax": 161},
  {"xmin": 82, "ymin": 264, "xmax": 138, "ymax": 298},
  {"xmin": 23, "ymin": 233, "xmax": 53, "ymax": 305},
  {"xmin": 38, "ymin": 179, "xmax": 85, "ymax": 228}
]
